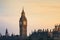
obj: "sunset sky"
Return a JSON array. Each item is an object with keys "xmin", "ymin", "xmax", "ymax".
[{"xmin": 0, "ymin": 0, "xmax": 60, "ymax": 36}]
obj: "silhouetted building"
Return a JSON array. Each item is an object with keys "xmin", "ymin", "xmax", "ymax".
[
  {"xmin": 52, "ymin": 24, "xmax": 60, "ymax": 40},
  {"xmin": 19, "ymin": 8, "xmax": 27, "ymax": 38},
  {"xmin": 5, "ymin": 28, "xmax": 9, "ymax": 37},
  {"xmin": 28, "ymin": 29, "xmax": 53, "ymax": 40}
]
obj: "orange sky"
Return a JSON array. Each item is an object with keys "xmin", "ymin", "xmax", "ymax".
[{"xmin": 0, "ymin": 0, "xmax": 60, "ymax": 36}]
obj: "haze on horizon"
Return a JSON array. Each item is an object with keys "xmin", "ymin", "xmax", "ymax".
[{"xmin": 0, "ymin": 0, "xmax": 60, "ymax": 36}]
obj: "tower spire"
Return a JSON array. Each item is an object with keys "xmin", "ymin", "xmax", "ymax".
[
  {"xmin": 5, "ymin": 28, "xmax": 9, "ymax": 37},
  {"xmin": 21, "ymin": 7, "xmax": 25, "ymax": 17},
  {"xmin": 22, "ymin": 7, "xmax": 24, "ymax": 11}
]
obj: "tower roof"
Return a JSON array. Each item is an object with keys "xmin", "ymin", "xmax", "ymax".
[{"xmin": 21, "ymin": 8, "xmax": 25, "ymax": 17}]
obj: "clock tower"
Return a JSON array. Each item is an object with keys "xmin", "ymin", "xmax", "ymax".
[{"xmin": 19, "ymin": 8, "xmax": 27, "ymax": 37}]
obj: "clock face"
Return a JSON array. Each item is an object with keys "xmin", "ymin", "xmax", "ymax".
[{"xmin": 23, "ymin": 21, "xmax": 26, "ymax": 25}]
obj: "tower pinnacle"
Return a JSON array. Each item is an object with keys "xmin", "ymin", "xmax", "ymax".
[
  {"xmin": 5, "ymin": 28, "xmax": 9, "ymax": 37},
  {"xmin": 21, "ymin": 8, "xmax": 25, "ymax": 17}
]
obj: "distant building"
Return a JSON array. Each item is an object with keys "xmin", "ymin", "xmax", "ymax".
[
  {"xmin": 28, "ymin": 29, "xmax": 53, "ymax": 40},
  {"xmin": 19, "ymin": 8, "xmax": 27, "ymax": 38},
  {"xmin": 52, "ymin": 24, "xmax": 60, "ymax": 40},
  {"xmin": 5, "ymin": 28, "xmax": 9, "ymax": 37}
]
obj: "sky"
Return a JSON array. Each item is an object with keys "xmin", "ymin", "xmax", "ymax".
[{"xmin": 0, "ymin": 0, "xmax": 60, "ymax": 36}]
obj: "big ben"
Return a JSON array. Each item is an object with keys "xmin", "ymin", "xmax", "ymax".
[{"xmin": 19, "ymin": 8, "xmax": 27, "ymax": 37}]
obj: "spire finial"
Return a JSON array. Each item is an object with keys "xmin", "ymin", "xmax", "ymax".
[
  {"xmin": 21, "ymin": 7, "xmax": 25, "ymax": 16},
  {"xmin": 22, "ymin": 6, "xmax": 24, "ymax": 11},
  {"xmin": 22, "ymin": 7, "xmax": 24, "ymax": 13}
]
